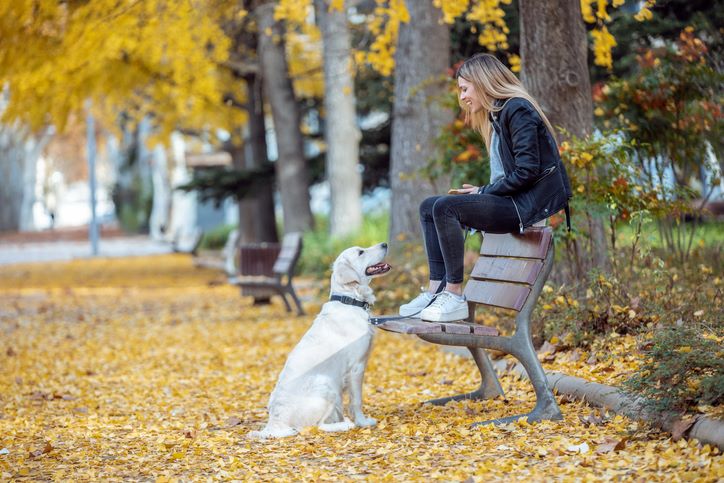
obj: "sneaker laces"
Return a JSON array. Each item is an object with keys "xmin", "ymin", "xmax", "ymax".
[{"xmin": 427, "ymin": 291, "xmax": 457, "ymax": 309}]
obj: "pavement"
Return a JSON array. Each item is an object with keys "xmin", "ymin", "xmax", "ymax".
[{"xmin": 0, "ymin": 227, "xmax": 174, "ymax": 265}]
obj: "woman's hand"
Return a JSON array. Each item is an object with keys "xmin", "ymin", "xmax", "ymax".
[{"xmin": 447, "ymin": 184, "xmax": 479, "ymax": 195}]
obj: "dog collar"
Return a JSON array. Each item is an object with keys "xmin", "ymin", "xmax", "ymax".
[{"xmin": 329, "ymin": 294, "xmax": 370, "ymax": 310}]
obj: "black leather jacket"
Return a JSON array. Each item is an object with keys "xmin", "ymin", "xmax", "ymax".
[{"xmin": 480, "ymin": 97, "xmax": 572, "ymax": 232}]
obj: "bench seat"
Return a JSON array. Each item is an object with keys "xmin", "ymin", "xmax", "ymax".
[
  {"xmin": 374, "ymin": 316, "xmax": 499, "ymax": 336},
  {"xmin": 229, "ymin": 232, "xmax": 304, "ymax": 315},
  {"xmin": 376, "ymin": 227, "xmax": 562, "ymax": 426}
]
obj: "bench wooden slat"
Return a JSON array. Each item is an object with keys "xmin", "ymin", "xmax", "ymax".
[
  {"xmin": 272, "ymin": 233, "xmax": 303, "ymax": 274},
  {"xmin": 377, "ymin": 318, "xmax": 499, "ymax": 336},
  {"xmin": 464, "ymin": 279, "xmax": 531, "ymax": 311},
  {"xmin": 470, "ymin": 257, "xmax": 543, "ymax": 285},
  {"xmin": 377, "ymin": 319, "xmax": 443, "ymax": 334},
  {"xmin": 442, "ymin": 322, "xmax": 500, "ymax": 336},
  {"xmin": 480, "ymin": 228, "xmax": 552, "ymax": 259}
]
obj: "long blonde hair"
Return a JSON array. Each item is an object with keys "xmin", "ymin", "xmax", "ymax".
[{"xmin": 455, "ymin": 53, "xmax": 556, "ymax": 152}]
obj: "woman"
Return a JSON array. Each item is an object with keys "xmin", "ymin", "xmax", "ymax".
[{"xmin": 399, "ymin": 53, "xmax": 572, "ymax": 322}]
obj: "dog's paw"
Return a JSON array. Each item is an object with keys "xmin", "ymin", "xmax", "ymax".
[{"xmin": 354, "ymin": 416, "xmax": 377, "ymax": 427}]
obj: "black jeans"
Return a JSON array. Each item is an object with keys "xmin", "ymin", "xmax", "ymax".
[{"xmin": 420, "ymin": 194, "xmax": 520, "ymax": 284}]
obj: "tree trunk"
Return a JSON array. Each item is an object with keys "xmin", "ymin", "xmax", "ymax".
[
  {"xmin": 168, "ymin": 132, "xmax": 198, "ymax": 243},
  {"xmin": 519, "ymin": 0, "xmax": 592, "ymax": 140},
  {"xmin": 149, "ymin": 144, "xmax": 171, "ymax": 240},
  {"xmin": 255, "ymin": 2, "xmax": 314, "ymax": 234},
  {"xmin": 315, "ymin": 0, "xmax": 363, "ymax": 238},
  {"xmin": 519, "ymin": 0, "xmax": 609, "ymax": 276},
  {"xmin": 0, "ymin": 129, "xmax": 49, "ymax": 231},
  {"xmin": 240, "ymin": 72, "xmax": 278, "ymax": 244},
  {"xmin": 389, "ymin": 1, "xmax": 452, "ymax": 251}
]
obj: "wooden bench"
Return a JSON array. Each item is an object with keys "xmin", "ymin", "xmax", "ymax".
[
  {"xmin": 376, "ymin": 227, "xmax": 562, "ymax": 426},
  {"xmin": 228, "ymin": 232, "xmax": 305, "ymax": 315}
]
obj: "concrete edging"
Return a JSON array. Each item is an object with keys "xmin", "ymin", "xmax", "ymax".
[
  {"xmin": 491, "ymin": 358, "xmax": 724, "ymax": 450},
  {"xmin": 441, "ymin": 347, "xmax": 724, "ymax": 450}
]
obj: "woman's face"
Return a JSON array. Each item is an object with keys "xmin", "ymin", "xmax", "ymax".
[{"xmin": 457, "ymin": 76, "xmax": 484, "ymax": 113}]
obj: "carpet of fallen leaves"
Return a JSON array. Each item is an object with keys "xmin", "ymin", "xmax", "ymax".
[{"xmin": 1, "ymin": 255, "xmax": 721, "ymax": 481}]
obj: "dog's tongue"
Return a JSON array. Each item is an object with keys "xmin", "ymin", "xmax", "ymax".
[{"xmin": 365, "ymin": 262, "xmax": 391, "ymax": 276}]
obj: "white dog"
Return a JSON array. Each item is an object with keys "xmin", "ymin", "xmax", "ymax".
[{"xmin": 249, "ymin": 243, "xmax": 391, "ymax": 439}]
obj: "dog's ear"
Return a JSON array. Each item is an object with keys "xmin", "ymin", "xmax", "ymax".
[{"xmin": 332, "ymin": 258, "xmax": 360, "ymax": 288}]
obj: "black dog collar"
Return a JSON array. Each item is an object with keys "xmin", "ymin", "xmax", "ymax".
[{"xmin": 329, "ymin": 294, "xmax": 370, "ymax": 310}]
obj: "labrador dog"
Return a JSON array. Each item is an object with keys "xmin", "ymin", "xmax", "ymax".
[{"xmin": 249, "ymin": 243, "xmax": 391, "ymax": 439}]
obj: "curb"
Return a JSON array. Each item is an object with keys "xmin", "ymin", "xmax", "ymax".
[{"xmin": 443, "ymin": 347, "xmax": 724, "ymax": 450}]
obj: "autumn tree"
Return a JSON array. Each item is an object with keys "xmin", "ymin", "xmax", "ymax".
[
  {"xmin": 388, "ymin": 1, "xmax": 453, "ymax": 248},
  {"xmin": 255, "ymin": 1, "xmax": 314, "ymax": 234},
  {"xmin": 314, "ymin": 0, "xmax": 363, "ymax": 238}
]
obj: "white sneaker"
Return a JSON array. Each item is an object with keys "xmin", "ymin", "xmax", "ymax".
[
  {"xmin": 399, "ymin": 291, "xmax": 436, "ymax": 316},
  {"xmin": 420, "ymin": 291, "xmax": 469, "ymax": 322}
]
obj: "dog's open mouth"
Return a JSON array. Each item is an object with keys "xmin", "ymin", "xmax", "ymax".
[{"xmin": 365, "ymin": 262, "xmax": 391, "ymax": 276}]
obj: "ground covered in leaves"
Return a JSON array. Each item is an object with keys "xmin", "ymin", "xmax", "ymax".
[{"xmin": 1, "ymin": 255, "xmax": 721, "ymax": 480}]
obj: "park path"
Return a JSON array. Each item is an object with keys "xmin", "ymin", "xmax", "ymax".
[
  {"xmin": 0, "ymin": 255, "xmax": 720, "ymax": 481},
  {"xmin": 0, "ymin": 226, "xmax": 172, "ymax": 265}
]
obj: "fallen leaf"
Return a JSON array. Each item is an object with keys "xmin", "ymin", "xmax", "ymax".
[
  {"xmin": 596, "ymin": 437, "xmax": 627, "ymax": 454},
  {"xmin": 566, "ymin": 442, "xmax": 590, "ymax": 454},
  {"xmin": 579, "ymin": 412, "xmax": 605, "ymax": 427},
  {"xmin": 670, "ymin": 416, "xmax": 698, "ymax": 441},
  {"xmin": 225, "ymin": 416, "xmax": 241, "ymax": 428},
  {"xmin": 29, "ymin": 442, "xmax": 52, "ymax": 458}
]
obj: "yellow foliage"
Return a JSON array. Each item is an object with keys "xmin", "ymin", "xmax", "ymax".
[
  {"xmin": 591, "ymin": 25, "xmax": 617, "ymax": 70},
  {"xmin": 433, "ymin": 0, "xmax": 471, "ymax": 24},
  {"xmin": 508, "ymin": 53, "xmax": 521, "ymax": 73},
  {"xmin": 581, "ymin": 0, "xmax": 596, "ymax": 23},
  {"xmin": 0, "ymin": 0, "xmax": 245, "ymax": 140},
  {"xmin": 0, "ymin": 255, "xmax": 720, "ymax": 479}
]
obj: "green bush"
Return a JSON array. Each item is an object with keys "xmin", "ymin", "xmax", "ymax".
[
  {"xmin": 297, "ymin": 212, "xmax": 390, "ymax": 277},
  {"xmin": 623, "ymin": 323, "xmax": 724, "ymax": 414},
  {"xmin": 199, "ymin": 223, "xmax": 236, "ymax": 250}
]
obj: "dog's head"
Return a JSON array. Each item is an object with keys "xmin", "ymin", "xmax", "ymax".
[{"xmin": 330, "ymin": 243, "xmax": 391, "ymax": 304}]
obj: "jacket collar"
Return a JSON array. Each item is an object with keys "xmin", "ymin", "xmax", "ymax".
[{"xmin": 329, "ymin": 294, "xmax": 370, "ymax": 310}]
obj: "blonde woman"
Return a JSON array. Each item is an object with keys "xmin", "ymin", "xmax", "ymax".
[{"xmin": 400, "ymin": 53, "xmax": 572, "ymax": 322}]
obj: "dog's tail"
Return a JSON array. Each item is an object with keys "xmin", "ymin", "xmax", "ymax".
[{"xmin": 247, "ymin": 421, "xmax": 298, "ymax": 439}]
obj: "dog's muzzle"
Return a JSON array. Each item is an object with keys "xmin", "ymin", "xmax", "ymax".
[{"xmin": 365, "ymin": 263, "xmax": 391, "ymax": 276}]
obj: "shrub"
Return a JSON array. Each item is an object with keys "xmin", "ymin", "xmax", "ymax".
[
  {"xmin": 199, "ymin": 223, "xmax": 236, "ymax": 250},
  {"xmin": 623, "ymin": 322, "xmax": 724, "ymax": 414}
]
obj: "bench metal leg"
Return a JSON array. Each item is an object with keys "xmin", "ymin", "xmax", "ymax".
[
  {"xmin": 276, "ymin": 290, "xmax": 293, "ymax": 313},
  {"xmin": 471, "ymin": 334, "xmax": 562, "ymax": 427},
  {"xmin": 287, "ymin": 286, "xmax": 305, "ymax": 316},
  {"xmin": 427, "ymin": 347, "xmax": 504, "ymax": 405}
]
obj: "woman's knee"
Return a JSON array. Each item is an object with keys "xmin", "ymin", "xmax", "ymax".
[
  {"xmin": 431, "ymin": 196, "xmax": 456, "ymax": 220},
  {"xmin": 419, "ymin": 196, "xmax": 440, "ymax": 219}
]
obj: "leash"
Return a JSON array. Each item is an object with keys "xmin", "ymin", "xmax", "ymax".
[
  {"xmin": 368, "ymin": 291, "xmax": 441, "ymax": 326},
  {"xmin": 369, "ymin": 310, "xmax": 423, "ymax": 326}
]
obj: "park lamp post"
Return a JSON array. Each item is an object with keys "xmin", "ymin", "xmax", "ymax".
[{"xmin": 86, "ymin": 101, "xmax": 99, "ymax": 256}]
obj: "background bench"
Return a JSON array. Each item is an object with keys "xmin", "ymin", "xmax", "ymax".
[
  {"xmin": 377, "ymin": 227, "xmax": 562, "ymax": 426},
  {"xmin": 228, "ymin": 232, "xmax": 305, "ymax": 315}
]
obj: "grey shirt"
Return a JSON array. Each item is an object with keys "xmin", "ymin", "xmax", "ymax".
[{"xmin": 489, "ymin": 131, "xmax": 505, "ymax": 184}]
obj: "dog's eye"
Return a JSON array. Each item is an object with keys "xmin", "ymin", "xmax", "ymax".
[{"xmin": 358, "ymin": 250, "xmax": 364, "ymax": 256}]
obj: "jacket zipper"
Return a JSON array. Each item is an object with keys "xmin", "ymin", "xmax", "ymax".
[
  {"xmin": 534, "ymin": 165, "xmax": 557, "ymax": 185},
  {"xmin": 508, "ymin": 196, "xmax": 524, "ymax": 234}
]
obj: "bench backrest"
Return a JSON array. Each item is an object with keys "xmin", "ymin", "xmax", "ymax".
[
  {"xmin": 272, "ymin": 232, "xmax": 303, "ymax": 276},
  {"xmin": 463, "ymin": 227, "xmax": 553, "ymax": 312}
]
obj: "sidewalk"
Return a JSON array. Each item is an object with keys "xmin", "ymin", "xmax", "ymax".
[{"xmin": 0, "ymin": 227, "xmax": 173, "ymax": 265}]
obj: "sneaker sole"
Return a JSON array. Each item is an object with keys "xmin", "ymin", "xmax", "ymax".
[{"xmin": 420, "ymin": 308, "xmax": 469, "ymax": 322}]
